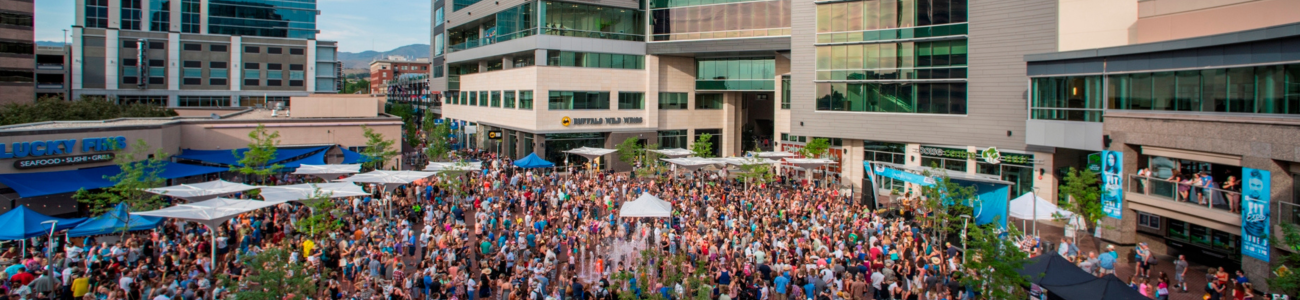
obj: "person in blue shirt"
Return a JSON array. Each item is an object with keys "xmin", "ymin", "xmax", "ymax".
[
  {"xmin": 1098, "ymin": 245, "xmax": 1117, "ymax": 275},
  {"xmin": 774, "ymin": 272, "xmax": 790, "ymax": 299}
]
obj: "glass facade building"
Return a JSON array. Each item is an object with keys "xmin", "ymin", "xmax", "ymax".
[
  {"xmin": 121, "ymin": 0, "xmax": 142, "ymax": 30},
  {"xmin": 696, "ymin": 57, "xmax": 776, "ymax": 91},
  {"xmin": 546, "ymin": 51, "xmax": 644, "ymax": 70},
  {"xmin": 182, "ymin": 0, "xmax": 202, "ymax": 33},
  {"xmin": 1030, "ymin": 76, "xmax": 1103, "ymax": 122},
  {"xmin": 650, "ymin": 0, "xmax": 792, "ymax": 41},
  {"xmin": 541, "ymin": 1, "xmax": 643, "ymax": 42},
  {"xmin": 149, "ymin": 0, "xmax": 169, "ymax": 31},
  {"xmin": 208, "ymin": 0, "xmax": 319, "ymax": 39},
  {"xmin": 86, "ymin": 0, "xmax": 109, "ymax": 28}
]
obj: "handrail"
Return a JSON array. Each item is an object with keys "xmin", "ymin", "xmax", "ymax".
[{"xmin": 1127, "ymin": 173, "xmax": 1241, "ymax": 213}]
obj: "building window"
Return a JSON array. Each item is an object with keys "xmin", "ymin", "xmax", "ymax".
[
  {"xmin": 618, "ymin": 92, "xmax": 644, "ymax": 110},
  {"xmin": 183, "ymin": 61, "xmax": 201, "ymax": 68},
  {"xmin": 650, "ymin": 0, "xmax": 792, "ymax": 41},
  {"xmin": 209, "ymin": 0, "xmax": 317, "ymax": 38},
  {"xmin": 504, "ymin": 91, "xmax": 516, "ymax": 108},
  {"xmin": 659, "ymin": 92, "xmax": 688, "ymax": 109},
  {"xmin": 519, "ymin": 90, "xmax": 533, "ymax": 109},
  {"xmin": 245, "ymin": 63, "xmax": 259, "ymax": 69},
  {"xmin": 658, "ymin": 130, "xmax": 688, "ymax": 149},
  {"xmin": 541, "ymin": 1, "xmax": 643, "ymax": 42},
  {"xmin": 149, "ymin": 0, "xmax": 170, "ymax": 31},
  {"xmin": 290, "ymin": 48, "xmax": 304, "ymax": 55},
  {"xmin": 1138, "ymin": 211, "xmax": 1161, "ymax": 230},
  {"xmin": 0, "ymin": 40, "xmax": 34, "ymax": 56},
  {"xmin": 0, "ymin": 11, "xmax": 33, "ymax": 28},
  {"xmin": 1031, "ymin": 76, "xmax": 1104, "ymax": 122},
  {"xmin": 1108, "ymin": 64, "xmax": 1300, "ymax": 115},
  {"xmin": 245, "ymin": 46, "xmax": 260, "ymax": 53},
  {"xmin": 0, "ymin": 68, "xmax": 34, "ymax": 83},
  {"xmin": 695, "ymin": 94, "xmax": 723, "ymax": 109},
  {"xmin": 514, "ymin": 55, "xmax": 535, "ymax": 68},
  {"xmin": 814, "ymin": 40, "xmax": 968, "ymax": 81},
  {"xmin": 179, "ymin": 96, "xmax": 231, "ymax": 107},
  {"xmin": 479, "ymin": 91, "xmax": 489, "ymax": 106},
  {"xmin": 491, "ymin": 91, "xmax": 501, "ymax": 107},
  {"xmin": 268, "ymin": 47, "xmax": 283, "ymax": 54},
  {"xmin": 290, "ymin": 64, "xmax": 303, "ymax": 71},
  {"xmin": 469, "ymin": 91, "xmax": 478, "ymax": 106},
  {"xmin": 548, "ymin": 91, "xmax": 611, "ymax": 110},
  {"xmin": 290, "ymin": 80, "xmax": 303, "ymax": 86},
  {"xmin": 181, "ymin": 0, "xmax": 200, "ymax": 33},
  {"xmin": 815, "ymin": 82, "xmax": 967, "ymax": 114},
  {"xmin": 781, "ymin": 75, "xmax": 791, "ymax": 109},
  {"xmin": 118, "ymin": 95, "xmax": 167, "ymax": 106},
  {"xmin": 210, "ymin": 61, "xmax": 228, "ymax": 69},
  {"xmin": 814, "ymin": 0, "xmax": 968, "ymax": 42},
  {"xmin": 86, "ymin": 0, "xmax": 109, "ymax": 28},
  {"xmin": 434, "ymin": 34, "xmax": 445, "ymax": 57},
  {"xmin": 210, "ymin": 69, "xmax": 228, "ymax": 79},
  {"xmin": 697, "ymin": 57, "xmax": 776, "ymax": 91},
  {"xmin": 183, "ymin": 43, "xmax": 202, "ymax": 51},
  {"xmin": 290, "ymin": 71, "xmax": 304, "ymax": 80},
  {"xmin": 694, "ymin": 129, "xmax": 723, "ymax": 157},
  {"xmin": 148, "ymin": 42, "xmax": 165, "ymax": 50},
  {"xmin": 211, "ymin": 44, "xmax": 228, "ymax": 52},
  {"xmin": 120, "ymin": 0, "xmax": 142, "ymax": 30},
  {"xmin": 267, "ymin": 79, "xmax": 282, "ymax": 86},
  {"xmin": 546, "ymin": 51, "xmax": 644, "ymax": 70},
  {"xmin": 268, "ymin": 63, "xmax": 282, "ymax": 70},
  {"xmin": 435, "ymin": 7, "xmax": 444, "ymax": 26}
]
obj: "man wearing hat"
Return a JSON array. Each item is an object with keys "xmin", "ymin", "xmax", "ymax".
[{"xmin": 1098, "ymin": 245, "xmax": 1117, "ymax": 276}]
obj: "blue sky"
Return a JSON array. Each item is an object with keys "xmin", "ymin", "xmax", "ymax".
[{"xmin": 36, "ymin": 0, "xmax": 431, "ymax": 53}]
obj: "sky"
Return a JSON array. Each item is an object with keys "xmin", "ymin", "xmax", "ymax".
[{"xmin": 35, "ymin": 0, "xmax": 431, "ymax": 53}]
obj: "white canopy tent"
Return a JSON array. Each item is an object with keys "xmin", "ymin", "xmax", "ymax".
[
  {"xmin": 259, "ymin": 182, "xmax": 371, "ymax": 204},
  {"xmin": 783, "ymin": 158, "xmax": 837, "ymax": 169},
  {"xmin": 619, "ymin": 193, "xmax": 673, "ymax": 218},
  {"xmin": 661, "ymin": 157, "xmax": 725, "ymax": 171},
  {"xmin": 748, "ymin": 151, "xmax": 798, "ymax": 159},
  {"xmin": 293, "ymin": 164, "xmax": 362, "ymax": 181},
  {"xmin": 337, "ymin": 170, "xmax": 436, "ymax": 191},
  {"xmin": 133, "ymin": 198, "xmax": 281, "ymax": 262},
  {"xmin": 717, "ymin": 157, "xmax": 780, "ymax": 166},
  {"xmin": 423, "ymin": 161, "xmax": 482, "ymax": 173},
  {"xmin": 647, "ymin": 148, "xmax": 694, "ymax": 158},
  {"xmin": 1008, "ymin": 192, "xmax": 1085, "ymax": 237},
  {"xmin": 145, "ymin": 180, "xmax": 259, "ymax": 202}
]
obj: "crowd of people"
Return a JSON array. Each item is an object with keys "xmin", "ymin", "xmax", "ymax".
[{"xmin": 4, "ymin": 147, "xmax": 1229, "ymax": 300}]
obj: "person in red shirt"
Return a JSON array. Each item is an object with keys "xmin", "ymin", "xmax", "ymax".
[{"xmin": 9, "ymin": 267, "xmax": 34, "ymax": 285}]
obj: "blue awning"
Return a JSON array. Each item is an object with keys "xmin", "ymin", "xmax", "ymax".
[
  {"xmin": 280, "ymin": 148, "xmax": 328, "ymax": 169},
  {"xmin": 175, "ymin": 146, "xmax": 329, "ymax": 167},
  {"xmin": 0, "ymin": 162, "xmax": 228, "ymax": 198},
  {"xmin": 341, "ymin": 148, "xmax": 373, "ymax": 164}
]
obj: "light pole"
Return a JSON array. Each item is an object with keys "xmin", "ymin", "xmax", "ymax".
[
  {"xmin": 1032, "ymin": 186, "xmax": 1041, "ymax": 236},
  {"xmin": 959, "ymin": 214, "xmax": 971, "ymax": 265},
  {"xmin": 39, "ymin": 220, "xmax": 58, "ymax": 274}
]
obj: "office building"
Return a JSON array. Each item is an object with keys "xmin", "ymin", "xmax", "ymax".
[
  {"xmin": 369, "ymin": 57, "xmax": 430, "ymax": 97},
  {"xmin": 0, "ymin": 0, "xmax": 34, "ymax": 105},
  {"xmin": 71, "ymin": 0, "xmax": 341, "ymax": 107},
  {"xmin": 1025, "ymin": 0, "xmax": 1300, "ymax": 292},
  {"xmin": 35, "ymin": 45, "xmax": 72, "ymax": 100}
]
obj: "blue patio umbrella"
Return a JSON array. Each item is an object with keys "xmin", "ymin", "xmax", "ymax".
[
  {"xmin": 66, "ymin": 202, "xmax": 164, "ymax": 238},
  {"xmin": 513, "ymin": 153, "xmax": 555, "ymax": 169},
  {"xmin": 0, "ymin": 206, "xmax": 86, "ymax": 240}
]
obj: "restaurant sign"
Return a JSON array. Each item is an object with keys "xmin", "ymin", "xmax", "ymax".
[
  {"xmin": 0, "ymin": 136, "xmax": 127, "ymax": 159},
  {"xmin": 919, "ymin": 146, "xmax": 1033, "ymax": 165},
  {"xmin": 14, "ymin": 153, "xmax": 116, "ymax": 170},
  {"xmin": 561, "ymin": 116, "xmax": 644, "ymax": 127}
]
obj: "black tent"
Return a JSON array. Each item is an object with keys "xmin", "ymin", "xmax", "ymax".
[{"xmin": 1017, "ymin": 253, "xmax": 1150, "ymax": 300}]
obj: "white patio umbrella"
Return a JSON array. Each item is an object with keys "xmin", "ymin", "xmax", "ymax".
[
  {"xmin": 424, "ymin": 161, "xmax": 482, "ymax": 173},
  {"xmin": 563, "ymin": 147, "xmax": 618, "ymax": 171},
  {"xmin": 647, "ymin": 148, "xmax": 694, "ymax": 158},
  {"xmin": 259, "ymin": 182, "xmax": 371, "ymax": 204},
  {"xmin": 336, "ymin": 170, "xmax": 436, "ymax": 191},
  {"xmin": 783, "ymin": 158, "xmax": 837, "ymax": 169},
  {"xmin": 293, "ymin": 164, "xmax": 362, "ymax": 181},
  {"xmin": 716, "ymin": 157, "xmax": 780, "ymax": 166},
  {"xmin": 748, "ymin": 151, "xmax": 798, "ymax": 159},
  {"xmin": 145, "ymin": 180, "xmax": 259, "ymax": 202},
  {"xmin": 133, "ymin": 198, "xmax": 281, "ymax": 263},
  {"xmin": 619, "ymin": 193, "xmax": 673, "ymax": 218},
  {"xmin": 661, "ymin": 157, "xmax": 725, "ymax": 171}
]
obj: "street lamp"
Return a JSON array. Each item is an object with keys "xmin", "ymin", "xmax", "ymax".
[
  {"xmin": 1032, "ymin": 186, "xmax": 1041, "ymax": 236},
  {"xmin": 959, "ymin": 214, "xmax": 971, "ymax": 265},
  {"xmin": 39, "ymin": 220, "xmax": 58, "ymax": 274}
]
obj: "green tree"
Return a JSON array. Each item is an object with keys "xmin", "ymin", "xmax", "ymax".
[
  {"xmin": 361, "ymin": 125, "xmax": 399, "ymax": 170},
  {"xmin": 231, "ymin": 124, "xmax": 281, "ymax": 185},
  {"xmin": 691, "ymin": 133, "xmax": 714, "ymax": 158},
  {"xmin": 342, "ymin": 79, "xmax": 370, "ymax": 94},
  {"xmin": 218, "ymin": 246, "xmax": 321, "ymax": 300},
  {"xmin": 634, "ymin": 143, "xmax": 664, "ymax": 179},
  {"xmin": 1056, "ymin": 167, "xmax": 1105, "ymax": 251},
  {"xmin": 0, "ymin": 96, "xmax": 176, "ymax": 126},
  {"xmin": 386, "ymin": 103, "xmax": 419, "ymax": 148},
  {"xmin": 423, "ymin": 115, "xmax": 453, "ymax": 162},
  {"xmin": 74, "ymin": 139, "xmax": 169, "ymax": 235},
  {"xmin": 293, "ymin": 189, "xmax": 342, "ymax": 238},
  {"xmin": 960, "ymin": 219, "xmax": 1032, "ymax": 300},
  {"xmin": 1267, "ymin": 223, "xmax": 1300, "ymax": 295},
  {"xmin": 919, "ymin": 166, "xmax": 978, "ymax": 245},
  {"xmin": 616, "ymin": 137, "xmax": 644, "ymax": 167},
  {"xmin": 800, "ymin": 137, "xmax": 831, "ymax": 159},
  {"xmin": 736, "ymin": 148, "xmax": 776, "ymax": 188}
]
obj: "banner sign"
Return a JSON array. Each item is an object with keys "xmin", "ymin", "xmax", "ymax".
[
  {"xmin": 1242, "ymin": 167, "xmax": 1272, "ymax": 262},
  {"xmin": 1100, "ymin": 150, "xmax": 1124, "ymax": 219},
  {"xmin": 871, "ymin": 164, "xmax": 936, "ymax": 187},
  {"xmin": 14, "ymin": 153, "xmax": 115, "ymax": 170},
  {"xmin": 920, "ymin": 146, "xmax": 1034, "ymax": 165}
]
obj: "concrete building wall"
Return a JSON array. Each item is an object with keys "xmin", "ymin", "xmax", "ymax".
[
  {"xmin": 290, "ymin": 96, "xmax": 381, "ymax": 118},
  {"xmin": 177, "ymin": 121, "xmax": 402, "ymax": 152},
  {"xmin": 0, "ymin": 0, "xmax": 34, "ymax": 105},
  {"xmin": 1131, "ymin": 0, "xmax": 1300, "ymax": 44},
  {"xmin": 1057, "ymin": 0, "xmax": 1138, "ymax": 51}
]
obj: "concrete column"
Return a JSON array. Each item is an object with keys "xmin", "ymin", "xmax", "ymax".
[
  {"xmin": 167, "ymin": 33, "xmax": 180, "ymax": 90},
  {"xmin": 108, "ymin": 0, "xmax": 120, "ymax": 29},
  {"xmin": 905, "ymin": 143, "xmax": 921, "ymax": 167},
  {"xmin": 722, "ymin": 92, "xmax": 738, "ymax": 157},
  {"xmin": 533, "ymin": 133, "xmax": 545, "ymax": 158},
  {"xmin": 502, "ymin": 56, "xmax": 512, "ymax": 70},
  {"xmin": 72, "ymin": 28, "xmax": 84, "ymax": 91},
  {"xmin": 645, "ymin": 55, "xmax": 659, "ymax": 128},
  {"xmin": 200, "ymin": 0, "xmax": 210, "ymax": 34},
  {"xmin": 1033, "ymin": 151, "xmax": 1058, "ymax": 204},
  {"xmin": 535, "ymin": 49, "xmax": 547, "ymax": 66},
  {"xmin": 76, "ymin": 0, "xmax": 86, "ymax": 27},
  {"xmin": 230, "ymin": 36, "xmax": 242, "ymax": 92},
  {"xmin": 306, "ymin": 40, "xmax": 317, "ymax": 92},
  {"xmin": 139, "ymin": 0, "xmax": 150, "ymax": 29},
  {"xmin": 966, "ymin": 145, "xmax": 978, "ymax": 174},
  {"xmin": 1099, "ymin": 132, "xmax": 1139, "ymax": 255},
  {"xmin": 842, "ymin": 139, "xmax": 865, "ymax": 202},
  {"xmin": 169, "ymin": 0, "xmax": 182, "ymax": 32},
  {"xmin": 104, "ymin": 30, "xmax": 119, "ymax": 90}
]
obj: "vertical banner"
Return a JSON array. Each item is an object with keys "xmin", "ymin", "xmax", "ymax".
[
  {"xmin": 1242, "ymin": 167, "xmax": 1272, "ymax": 262},
  {"xmin": 1100, "ymin": 150, "xmax": 1124, "ymax": 219}
]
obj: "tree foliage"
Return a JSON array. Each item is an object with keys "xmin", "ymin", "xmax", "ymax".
[
  {"xmin": 691, "ymin": 133, "xmax": 714, "ymax": 158},
  {"xmin": 634, "ymin": 143, "xmax": 664, "ymax": 179},
  {"xmin": 218, "ymin": 246, "xmax": 321, "ymax": 300},
  {"xmin": 342, "ymin": 78, "xmax": 370, "ymax": 94},
  {"xmin": 232, "ymin": 124, "xmax": 282, "ymax": 184},
  {"xmin": 616, "ymin": 137, "xmax": 643, "ymax": 167},
  {"xmin": 423, "ymin": 113, "xmax": 453, "ymax": 162},
  {"xmin": 919, "ymin": 166, "xmax": 978, "ymax": 245},
  {"xmin": 1056, "ymin": 167, "xmax": 1104, "ymax": 250},
  {"xmin": 386, "ymin": 103, "xmax": 419, "ymax": 148},
  {"xmin": 0, "ymin": 96, "xmax": 177, "ymax": 126},
  {"xmin": 361, "ymin": 125, "xmax": 399, "ymax": 170},
  {"xmin": 737, "ymin": 148, "xmax": 776, "ymax": 187},
  {"xmin": 74, "ymin": 139, "xmax": 169, "ymax": 234},
  {"xmin": 294, "ymin": 189, "xmax": 342, "ymax": 238},
  {"xmin": 961, "ymin": 220, "xmax": 1032, "ymax": 300},
  {"xmin": 1268, "ymin": 223, "xmax": 1300, "ymax": 295},
  {"xmin": 800, "ymin": 137, "xmax": 831, "ymax": 159}
]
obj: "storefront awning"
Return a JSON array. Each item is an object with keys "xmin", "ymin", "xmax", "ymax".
[
  {"xmin": 341, "ymin": 148, "xmax": 373, "ymax": 164},
  {"xmin": 175, "ymin": 146, "xmax": 329, "ymax": 167},
  {"xmin": 0, "ymin": 162, "xmax": 228, "ymax": 198},
  {"xmin": 280, "ymin": 148, "xmax": 328, "ymax": 168}
]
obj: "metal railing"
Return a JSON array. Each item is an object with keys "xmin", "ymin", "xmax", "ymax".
[
  {"xmin": 447, "ymin": 28, "xmax": 538, "ymax": 53},
  {"xmin": 1127, "ymin": 174, "xmax": 1241, "ymax": 213},
  {"xmin": 1280, "ymin": 201, "xmax": 1300, "ymax": 227}
]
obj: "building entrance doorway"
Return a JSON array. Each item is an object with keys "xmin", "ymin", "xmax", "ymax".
[{"xmin": 741, "ymin": 92, "xmax": 775, "ymax": 152}]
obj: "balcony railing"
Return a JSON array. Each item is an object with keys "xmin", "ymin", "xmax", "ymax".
[
  {"xmin": 36, "ymin": 64, "xmax": 64, "ymax": 70},
  {"xmin": 1127, "ymin": 174, "xmax": 1241, "ymax": 214},
  {"xmin": 447, "ymin": 28, "xmax": 537, "ymax": 53}
]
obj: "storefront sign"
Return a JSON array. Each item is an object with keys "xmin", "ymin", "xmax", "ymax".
[
  {"xmin": 1100, "ymin": 150, "xmax": 1123, "ymax": 219},
  {"xmin": 14, "ymin": 153, "xmax": 115, "ymax": 170},
  {"xmin": 487, "ymin": 130, "xmax": 503, "ymax": 140},
  {"xmin": 920, "ymin": 146, "xmax": 1033, "ymax": 165},
  {"xmin": 1242, "ymin": 167, "xmax": 1272, "ymax": 262},
  {"xmin": 1087, "ymin": 152, "xmax": 1102, "ymax": 173},
  {"xmin": 0, "ymin": 136, "xmax": 126, "ymax": 159},
  {"xmin": 560, "ymin": 116, "xmax": 644, "ymax": 127}
]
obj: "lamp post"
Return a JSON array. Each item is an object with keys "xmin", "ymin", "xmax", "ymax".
[
  {"xmin": 1032, "ymin": 186, "xmax": 1041, "ymax": 236},
  {"xmin": 959, "ymin": 214, "xmax": 971, "ymax": 265},
  {"xmin": 39, "ymin": 220, "xmax": 58, "ymax": 274}
]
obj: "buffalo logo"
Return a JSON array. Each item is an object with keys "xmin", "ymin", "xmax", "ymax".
[{"xmin": 561, "ymin": 116, "xmax": 572, "ymax": 127}]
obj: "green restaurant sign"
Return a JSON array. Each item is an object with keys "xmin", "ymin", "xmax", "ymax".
[{"xmin": 920, "ymin": 146, "xmax": 1034, "ymax": 165}]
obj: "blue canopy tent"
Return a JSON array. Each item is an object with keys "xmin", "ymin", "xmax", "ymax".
[
  {"xmin": 341, "ymin": 148, "xmax": 373, "ymax": 164},
  {"xmin": 66, "ymin": 202, "xmax": 163, "ymax": 237},
  {"xmin": 866, "ymin": 162, "xmax": 1011, "ymax": 228},
  {"xmin": 175, "ymin": 146, "xmax": 329, "ymax": 167},
  {"xmin": 0, "ymin": 162, "xmax": 229, "ymax": 198},
  {"xmin": 0, "ymin": 206, "xmax": 86, "ymax": 240},
  {"xmin": 279, "ymin": 148, "xmax": 328, "ymax": 169},
  {"xmin": 514, "ymin": 153, "xmax": 555, "ymax": 169}
]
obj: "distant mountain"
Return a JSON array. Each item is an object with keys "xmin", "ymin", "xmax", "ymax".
[
  {"xmin": 36, "ymin": 41, "xmax": 65, "ymax": 47},
  {"xmin": 338, "ymin": 44, "xmax": 431, "ymax": 69}
]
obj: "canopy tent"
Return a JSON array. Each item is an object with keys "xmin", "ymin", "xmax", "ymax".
[
  {"xmin": 337, "ymin": 170, "xmax": 436, "ymax": 191},
  {"xmin": 133, "ymin": 197, "xmax": 281, "ymax": 262},
  {"xmin": 1009, "ymin": 192, "xmax": 1086, "ymax": 236},
  {"xmin": 0, "ymin": 206, "xmax": 86, "ymax": 240},
  {"xmin": 424, "ymin": 161, "xmax": 482, "ymax": 173},
  {"xmin": 661, "ymin": 157, "xmax": 725, "ymax": 171},
  {"xmin": 145, "ymin": 180, "xmax": 259, "ymax": 202},
  {"xmin": 783, "ymin": 158, "xmax": 837, "ymax": 170},
  {"xmin": 278, "ymin": 148, "xmax": 328, "ymax": 169},
  {"xmin": 1027, "ymin": 270, "xmax": 1149, "ymax": 300},
  {"xmin": 619, "ymin": 193, "xmax": 673, "ymax": 218},
  {"xmin": 563, "ymin": 147, "xmax": 617, "ymax": 160},
  {"xmin": 513, "ymin": 153, "xmax": 555, "ymax": 169},
  {"xmin": 0, "ymin": 162, "xmax": 228, "ymax": 198},
  {"xmin": 259, "ymin": 182, "xmax": 370, "ymax": 204},
  {"xmin": 1018, "ymin": 253, "xmax": 1098, "ymax": 289},
  {"xmin": 867, "ymin": 162, "xmax": 1013, "ymax": 228},
  {"xmin": 717, "ymin": 157, "xmax": 780, "ymax": 166},
  {"xmin": 748, "ymin": 151, "xmax": 798, "ymax": 159},
  {"xmin": 66, "ymin": 202, "xmax": 163, "ymax": 237},
  {"xmin": 293, "ymin": 164, "xmax": 362, "ymax": 181},
  {"xmin": 646, "ymin": 148, "xmax": 693, "ymax": 158},
  {"xmin": 174, "ymin": 146, "xmax": 329, "ymax": 167},
  {"xmin": 341, "ymin": 148, "xmax": 373, "ymax": 164}
]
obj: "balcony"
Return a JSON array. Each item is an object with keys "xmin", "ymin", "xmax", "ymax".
[
  {"xmin": 36, "ymin": 83, "xmax": 64, "ymax": 89},
  {"xmin": 448, "ymin": 29, "xmax": 537, "ymax": 53},
  {"xmin": 36, "ymin": 63, "xmax": 64, "ymax": 70},
  {"xmin": 1128, "ymin": 174, "xmax": 1240, "ymax": 213}
]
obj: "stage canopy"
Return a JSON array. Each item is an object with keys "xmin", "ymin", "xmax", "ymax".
[
  {"xmin": 1016, "ymin": 255, "xmax": 1149, "ymax": 300},
  {"xmin": 0, "ymin": 206, "xmax": 86, "ymax": 240},
  {"xmin": 563, "ymin": 147, "xmax": 617, "ymax": 160},
  {"xmin": 66, "ymin": 202, "xmax": 163, "ymax": 237},
  {"xmin": 513, "ymin": 153, "xmax": 555, "ymax": 169},
  {"xmin": 293, "ymin": 164, "xmax": 362, "ymax": 181},
  {"xmin": 619, "ymin": 193, "xmax": 672, "ymax": 218},
  {"xmin": 1009, "ymin": 192, "xmax": 1075, "ymax": 221},
  {"xmin": 259, "ymin": 182, "xmax": 370, "ymax": 203},
  {"xmin": 145, "ymin": 179, "xmax": 259, "ymax": 201},
  {"xmin": 718, "ymin": 157, "xmax": 781, "ymax": 166},
  {"xmin": 0, "ymin": 162, "xmax": 228, "ymax": 198},
  {"xmin": 867, "ymin": 162, "xmax": 1013, "ymax": 227},
  {"xmin": 647, "ymin": 148, "xmax": 693, "ymax": 158},
  {"xmin": 133, "ymin": 198, "xmax": 281, "ymax": 260}
]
